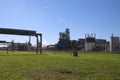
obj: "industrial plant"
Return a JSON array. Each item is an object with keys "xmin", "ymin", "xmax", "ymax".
[
  {"xmin": 0, "ymin": 28, "xmax": 120, "ymax": 52},
  {"xmin": 47, "ymin": 28, "xmax": 120, "ymax": 52}
]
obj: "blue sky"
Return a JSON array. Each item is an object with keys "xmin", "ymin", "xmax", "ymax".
[{"xmin": 0, "ymin": 0, "xmax": 120, "ymax": 46}]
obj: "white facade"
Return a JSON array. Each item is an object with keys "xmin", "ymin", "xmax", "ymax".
[
  {"xmin": 85, "ymin": 42, "xmax": 95, "ymax": 51},
  {"xmin": 110, "ymin": 37, "xmax": 119, "ymax": 52}
]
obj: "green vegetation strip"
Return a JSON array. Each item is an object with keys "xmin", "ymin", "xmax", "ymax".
[{"xmin": 0, "ymin": 51, "xmax": 120, "ymax": 80}]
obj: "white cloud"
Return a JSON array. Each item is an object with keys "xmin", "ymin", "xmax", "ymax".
[{"xmin": 42, "ymin": 40, "xmax": 49, "ymax": 47}]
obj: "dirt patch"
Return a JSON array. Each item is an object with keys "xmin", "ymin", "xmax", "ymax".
[
  {"xmin": 24, "ymin": 70, "xmax": 41, "ymax": 80},
  {"xmin": 24, "ymin": 68, "xmax": 79, "ymax": 80}
]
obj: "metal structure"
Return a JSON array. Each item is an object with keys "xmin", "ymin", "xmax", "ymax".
[
  {"xmin": 0, "ymin": 41, "xmax": 11, "ymax": 53},
  {"xmin": 0, "ymin": 28, "xmax": 42, "ymax": 54},
  {"xmin": 110, "ymin": 34, "xmax": 119, "ymax": 52},
  {"xmin": 85, "ymin": 33, "xmax": 96, "ymax": 51},
  {"xmin": 95, "ymin": 39, "xmax": 106, "ymax": 51},
  {"xmin": 77, "ymin": 39, "xmax": 85, "ymax": 50},
  {"xmin": 58, "ymin": 28, "xmax": 71, "ymax": 50}
]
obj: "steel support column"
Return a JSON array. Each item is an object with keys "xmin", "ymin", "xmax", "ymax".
[
  {"xmin": 40, "ymin": 34, "xmax": 42, "ymax": 54},
  {"xmin": 36, "ymin": 34, "xmax": 39, "ymax": 54},
  {"xmin": 36, "ymin": 33, "xmax": 42, "ymax": 54}
]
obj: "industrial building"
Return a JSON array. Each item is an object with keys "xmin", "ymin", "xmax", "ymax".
[
  {"xmin": 85, "ymin": 34, "xmax": 96, "ymax": 51},
  {"xmin": 57, "ymin": 28, "xmax": 71, "ymax": 50},
  {"xmin": 105, "ymin": 41, "xmax": 110, "ymax": 52},
  {"xmin": 77, "ymin": 39, "xmax": 85, "ymax": 50},
  {"xmin": 110, "ymin": 34, "xmax": 120, "ymax": 52},
  {"xmin": 56, "ymin": 29, "xmax": 120, "ymax": 52},
  {"xmin": 95, "ymin": 39, "xmax": 106, "ymax": 51},
  {"xmin": 0, "ymin": 40, "xmax": 34, "ymax": 51}
]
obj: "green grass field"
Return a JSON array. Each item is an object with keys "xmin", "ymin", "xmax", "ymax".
[{"xmin": 0, "ymin": 51, "xmax": 120, "ymax": 80}]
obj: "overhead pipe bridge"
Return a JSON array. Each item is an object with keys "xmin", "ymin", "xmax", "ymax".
[{"xmin": 0, "ymin": 28, "xmax": 42, "ymax": 54}]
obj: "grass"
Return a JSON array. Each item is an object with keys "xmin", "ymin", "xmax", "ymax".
[{"xmin": 0, "ymin": 51, "xmax": 120, "ymax": 80}]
